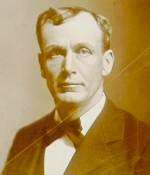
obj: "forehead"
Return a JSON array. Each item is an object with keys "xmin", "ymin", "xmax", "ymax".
[{"xmin": 41, "ymin": 12, "xmax": 103, "ymax": 49}]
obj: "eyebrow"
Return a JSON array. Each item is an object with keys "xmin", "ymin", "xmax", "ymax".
[
  {"xmin": 44, "ymin": 44, "xmax": 65, "ymax": 53},
  {"xmin": 73, "ymin": 42, "xmax": 95, "ymax": 52}
]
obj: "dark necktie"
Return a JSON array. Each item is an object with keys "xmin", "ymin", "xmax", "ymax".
[{"xmin": 56, "ymin": 119, "xmax": 84, "ymax": 149}]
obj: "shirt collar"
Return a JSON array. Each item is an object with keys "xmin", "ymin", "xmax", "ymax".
[
  {"xmin": 54, "ymin": 93, "xmax": 106, "ymax": 135},
  {"xmin": 80, "ymin": 92, "xmax": 106, "ymax": 135}
]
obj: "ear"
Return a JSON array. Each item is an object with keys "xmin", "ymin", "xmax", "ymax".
[
  {"xmin": 102, "ymin": 49, "xmax": 115, "ymax": 76},
  {"xmin": 38, "ymin": 53, "xmax": 46, "ymax": 78}
]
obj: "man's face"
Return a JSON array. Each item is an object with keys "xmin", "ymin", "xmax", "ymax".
[{"xmin": 40, "ymin": 12, "xmax": 105, "ymax": 105}]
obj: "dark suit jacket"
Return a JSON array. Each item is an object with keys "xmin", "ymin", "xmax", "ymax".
[{"xmin": 2, "ymin": 100, "xmax": 150, "ymax": 175}]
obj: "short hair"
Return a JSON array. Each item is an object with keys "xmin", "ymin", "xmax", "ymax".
[{"xmin": 36, "ymin": 6, "xmax": 112, "ymax": 52}]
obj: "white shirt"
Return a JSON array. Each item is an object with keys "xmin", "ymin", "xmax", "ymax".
[{"xmin": 44, "ymin": 93, "xmax": 106, "ymax": 175}]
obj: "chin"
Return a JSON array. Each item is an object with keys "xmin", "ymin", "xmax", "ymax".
[{"xmin": 56, "ymin": 92, "xmax": 88, "ymax": 104}]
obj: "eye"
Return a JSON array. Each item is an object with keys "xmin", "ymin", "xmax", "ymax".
[
  {"xmin": 45, "ymin": 47, "xmax": 66, "ymax": 60},
  {"xmin": 76, "ymin": 47, "xmax": 92, "ymax": 56}
]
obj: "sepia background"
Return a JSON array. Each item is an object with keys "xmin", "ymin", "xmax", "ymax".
[{"xmin": 0, "ymin": 0, "xmax": 150, "ymax": 171}]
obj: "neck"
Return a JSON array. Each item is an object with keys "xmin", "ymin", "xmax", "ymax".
[{"xmin": 55, "ymin": 87, "xmax": 104, "ymax": 122}]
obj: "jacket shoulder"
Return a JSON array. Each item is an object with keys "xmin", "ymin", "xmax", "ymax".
[
  {"xmin": 112, "ymin": 101, "xmax": 150, "ymax": 150},
  {"xmin": 107, "ymin": 100, "xmax": 150, "ymax": 134},
  {"xmin": 6, "ymin": 111, "xmax": 55, "ymax": 162}
]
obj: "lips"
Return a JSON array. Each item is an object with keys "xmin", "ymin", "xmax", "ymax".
[
  {"xmin": 58, "ymin": 82, "xmax": 84, "ymax": 87},
  {"xmin": 57, "ymin": 81, "xmax": 84, "ymax": 92}
]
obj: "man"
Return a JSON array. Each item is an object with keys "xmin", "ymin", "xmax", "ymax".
[{"xmin": 2, "ymin": 6, "xmax": 150, "ymax": 175}]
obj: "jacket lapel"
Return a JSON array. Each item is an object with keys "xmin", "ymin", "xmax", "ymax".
[{"xmin": 64, "ymin": 100, "xmax": 126, "ymax": 175}]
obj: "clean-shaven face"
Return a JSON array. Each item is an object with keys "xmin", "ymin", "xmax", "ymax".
[{"xmin": 40, "ymin": 12, "xmax": 104, "ymax": 105}]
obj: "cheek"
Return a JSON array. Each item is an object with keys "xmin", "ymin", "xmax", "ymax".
[
  {"xmin": 45, "ymin": 57, "xmax": 64, "ymax": 78},
  {"xmin": 79, "ymin": 56, "xmax": 102, "ymax": 83}
]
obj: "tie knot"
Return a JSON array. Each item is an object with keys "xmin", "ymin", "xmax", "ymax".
[
  {"xmin": 64, "ymin": 119, "xmax": 82, "ymax": 132},
  {"xmin": 57, "ymin": 119, "xmax": 84, "ymax": 148}
]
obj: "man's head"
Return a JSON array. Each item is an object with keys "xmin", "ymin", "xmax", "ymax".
[{"xmin": 36, "ymin": 7, "xmax": 114, "ymax": 106}]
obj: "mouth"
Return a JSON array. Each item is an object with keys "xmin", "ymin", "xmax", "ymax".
[
  {"xmin": 57, "ymin": 82, "xmax": 84, "ymax": 92},
  {"xmin": 58, "ymin": 82, "xmax": 84, "ymax": 87}
]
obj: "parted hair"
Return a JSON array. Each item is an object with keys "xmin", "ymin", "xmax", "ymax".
[{"xmin": 36, "ymin": 6, "xmax": 112, "ymax": 52}]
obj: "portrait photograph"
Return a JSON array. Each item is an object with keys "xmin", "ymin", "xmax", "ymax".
[{"xmin": 0, "ymin": 0, "xmax": 150, "ymax": 175}]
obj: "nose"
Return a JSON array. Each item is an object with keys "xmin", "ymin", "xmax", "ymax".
[{"xmin": 62, "ymin": 49, "xmax": 76, "ymax": 74}]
